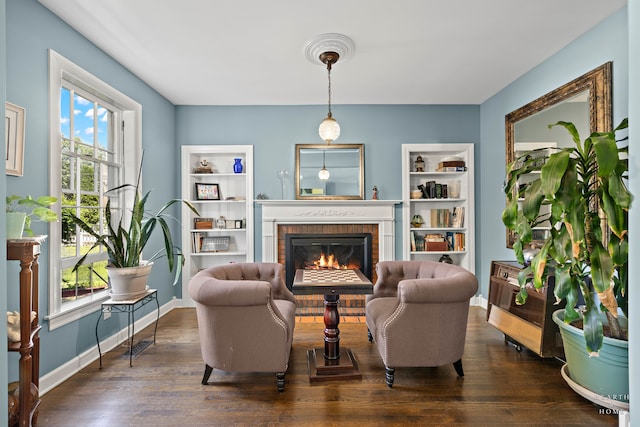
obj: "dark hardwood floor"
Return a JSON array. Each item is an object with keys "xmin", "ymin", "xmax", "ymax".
[{"xmin": 37, "ymin": 307, "xmax": 617, "ymax": 426}]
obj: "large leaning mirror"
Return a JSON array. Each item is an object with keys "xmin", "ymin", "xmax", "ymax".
[
  {"xmin": 505, "ymin": 62, "xmax": 612, "ymax": 248},
  {"xmin": 295, "ymin": 144, "xmax": 364, "ymax": 200}
]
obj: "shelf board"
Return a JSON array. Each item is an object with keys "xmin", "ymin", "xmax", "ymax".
[
  {"xmin": 190, "ymin": 173, "xmax": 245, "ymax": 177},
  {"xmin": 190, "ymin": 199, "xmax": 246, "ymax": 204},
  {"xmin": 410, "ymin": 198, "xmax": 465, "ymax": 202},
  {"xmin": 410, "ymin": 250, "xmax": 467, "ymax": 255},
  {"xmin": 411, "ymin": 227, "xmax": 465, "ymax": 232},
  {"xmin": 191, "ymin": 228, "xmax": 246, "ymax": 233},
  {"xmin": 410, "ymin": 171, "xmax": 466, "ymax": 175},
  {"xmin": 192, "ymin": 251, "xmax": 247, "ymax": 256}
]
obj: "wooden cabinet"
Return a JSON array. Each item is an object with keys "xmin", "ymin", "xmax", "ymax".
[
  {"xmin": 486, "ymin": 260, "xmax": 564, "ymax": 358},
  {"xmin": 7, "ymin": 236, "xmax": 46, "ymax": 427},
  {"xmin": 401, "ymin": 143, "xmax": 474, "ymax": 273},
  {"xmin": 180, "ymin": 145, "xmax": 254, "ymax": 306}
]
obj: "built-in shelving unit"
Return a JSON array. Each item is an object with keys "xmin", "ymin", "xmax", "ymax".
[
  {"xmin": 401, "ymin": 143, "xmax": 475, "ymax": 273},
  {"xmin": 181, "ymin": 145, "xmax": 254, "ymax": 306}
]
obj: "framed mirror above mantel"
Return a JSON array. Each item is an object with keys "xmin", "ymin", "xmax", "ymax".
[
  {"xmin": 295, "ymin": 144, "xmax": 364, "ymax": 200},
  {"xmin": 505, "ymin": 62, "xmax": 613, "ymax": 248}
]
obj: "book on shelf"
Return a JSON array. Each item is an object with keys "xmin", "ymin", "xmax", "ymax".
[
  {"xmin": 430, "ymin": 209, "xmax": 450, "ymax": 227},
  {"xmin": 438, "ymin": 160, "xmax": 466, "ymax": 168},
  {"xmin": 445, "ymin": 231, "xmax": 466, "ymax": 251},
  {"xmin": 192, "ymin": 232, "xmax": 204, "ymax": 253},
  {"xmin": 424, "ymin": 233, "xmax": 445, "ymax": 242},
  {"xmin": 410, "ymin": 231, "xmax": 417, "ymax": 251},
  {"xmin": 451, "ymin": 207, "xmax": 465, "ymax": 228},
  {"xmin": 436, "ymin": 166, "xmax": 467, "ymax": 172}
]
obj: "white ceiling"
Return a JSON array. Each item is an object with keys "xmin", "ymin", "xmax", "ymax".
[{"xmin": 38, "ymin": 0, "xmax": 626, "ymax": 106}]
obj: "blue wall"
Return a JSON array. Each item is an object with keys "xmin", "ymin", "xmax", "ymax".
[
  {"xmin": 4, "ymin": 0, "xmax": 178, "ymax": 378},
  {"xmin": 478, "ymin": 7, "xmax": 629, "ymax": 298},
  {"xmin": 176, "ymin": 104, "xmax": 480, "ymax": 268}
]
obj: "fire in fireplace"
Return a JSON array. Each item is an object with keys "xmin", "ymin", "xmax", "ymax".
[{"xmin": 285, "ymin": 233, "xmax": 372, "ymax": 289}]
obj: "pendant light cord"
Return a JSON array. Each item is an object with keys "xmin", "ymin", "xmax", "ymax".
[{"xmin": 327, "ymin": 64, "xmax": 332, "ymax": 118}]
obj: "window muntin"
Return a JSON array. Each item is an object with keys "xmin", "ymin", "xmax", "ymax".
[{"xmin": 59, "ymin": 86, "xmax": 120, "ymax": 302}]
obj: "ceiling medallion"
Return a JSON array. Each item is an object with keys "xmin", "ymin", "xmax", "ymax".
[{"xmin": 304, "ymin": 33, "xmax": 355, "ymax": 66}]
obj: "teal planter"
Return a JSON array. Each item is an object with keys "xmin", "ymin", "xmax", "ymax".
[
  {"xmin": 552, "ymin": 309, "xmax": 628, "ymax": 405},
  {"xmin": 6, "ymin": 212, "xmax": 26, "ymax": 239}
]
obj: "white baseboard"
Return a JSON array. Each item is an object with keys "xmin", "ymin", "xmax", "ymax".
[
  {"xmin": 39, "ymin": 297, "xmax": 178, "ymax": 395},
  {"xmin": 471, "ymin": 294, "xmax": 488, "ymax": 309}
]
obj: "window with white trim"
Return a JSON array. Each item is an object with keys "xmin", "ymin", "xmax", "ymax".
[{"xmin": 47, "ymin": 50, "xmax": 142, "ymax": 330}]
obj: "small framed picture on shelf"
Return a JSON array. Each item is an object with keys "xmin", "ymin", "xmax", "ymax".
[
  {"xmin": 200, "ymin": 236, "xmax": 230, "ymax": 252},
  {"xmin": 235, "ymin": 220, "xmax": 242, "ymax": 229},
  {"xmin": 195, "ymin": 183, "xmax": 220, "ymax": 200}
]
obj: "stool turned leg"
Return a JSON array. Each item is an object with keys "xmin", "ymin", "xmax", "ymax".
[
  {"xmin": 385, "ymin": 367, "xmax": 395, "ymax": 388},
  {"xmin": 276, "ymin": 372, "xmax": 285, "ymax": 392}
]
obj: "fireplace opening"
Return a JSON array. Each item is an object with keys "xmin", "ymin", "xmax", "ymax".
[{"xmin": 285, "ymin": 233, "xmax": 372, "ymax": 290}]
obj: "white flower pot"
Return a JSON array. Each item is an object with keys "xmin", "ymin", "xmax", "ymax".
[{"xmin": 106, "ymin": 262, "xmax": 153, "ymax": 300}]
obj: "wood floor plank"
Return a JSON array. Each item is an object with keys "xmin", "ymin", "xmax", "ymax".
[{"xmin": 36, "ymin": 307, "xmax": 618, "ymax": 426}]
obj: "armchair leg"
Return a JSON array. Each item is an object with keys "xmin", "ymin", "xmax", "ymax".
[
  {"xmin": 367, "ymin": 329, "xmax": 373, "ymax": 343},
  {"xmin": 276, "ymin": 372, "xmax": 286, "ymax": 392},
  {"xmin": 201, "ymin": 364, "xmax": 213, "ymax": 385},
  {"xmin": 453, "ymin": 359, "xmax": 464, "ymax": 377},
  {"xmin": 385, "ymin": 367, "xmax": 395, "ymax": 388}
]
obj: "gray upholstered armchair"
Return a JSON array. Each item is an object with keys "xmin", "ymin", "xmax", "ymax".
[
  {"xmin": 188, "ymin": 262, "xmax": 296, "ymax": 392},
  {"xmin": 366, "ymin": 260, "xmax": 478, "ymax": 387}
]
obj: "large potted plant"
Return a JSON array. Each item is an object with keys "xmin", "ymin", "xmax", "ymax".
[
  {"xmin": 502, "ymin": 118, "xmax": 631, "ymax": 408},
  {"xmin": 6, "ymin": 194, "xmax": 58, "ymax": 238},
  {"xmin": 71, "ymin": 165, "xmax": 199, "ymax": 300}
]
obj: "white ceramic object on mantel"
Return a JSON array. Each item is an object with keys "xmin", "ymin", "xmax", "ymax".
[{"xmin": 106, "ymin": 261, "xmax": 153, "ymax": 300}]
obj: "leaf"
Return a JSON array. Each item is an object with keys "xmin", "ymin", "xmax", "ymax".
[
  {"xmin": 521, "ymin": 180, "xmax": 545, "ymax": 221},
  {"xmin": 540, "ymin": 151, "xmax": 570, "ymax": 198},
  {"xmin": 591, "ymin": 132, "xmax": 619, "ymax": 177},
  {"xmin": 582, "ymin": 302, "xmax": 604, "ymax": 355},
  {"xmin": 549, "ymin": 121, "xmax": 582, "ymax": 145},
  {"xmin": 589, "ymin": 241, "xmax": 613, "ymax": 294}
]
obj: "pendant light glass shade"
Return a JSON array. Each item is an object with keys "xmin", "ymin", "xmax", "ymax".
[
  {"xmin": 318, "ymin": 150, "xmax": 330, "ymax": 180},
  {"xmin": 318, "ymin": 166, "xmax": 330, "ymax": 180},
  {"xmin": 319, "ymin": 115, "xmax": 340, "ymax": 143}
]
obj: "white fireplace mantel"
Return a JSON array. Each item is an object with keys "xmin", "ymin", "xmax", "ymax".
[{"xmin": 257, "ymin": 200, "xmax": 402, "ymax": 263}]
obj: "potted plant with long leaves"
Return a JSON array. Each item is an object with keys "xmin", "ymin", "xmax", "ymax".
[
  {"xmin": 502, "ymin": 118, "xmax": 631, "ymax": 408},
  {"xmin": 71, "ymin": 163, "xmax": 199, "ymax": 299}
]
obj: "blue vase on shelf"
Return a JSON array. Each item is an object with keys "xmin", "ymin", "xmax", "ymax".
[{"xmin": 233, "ymin": 158, "xmax": 243, "ymax": 174}]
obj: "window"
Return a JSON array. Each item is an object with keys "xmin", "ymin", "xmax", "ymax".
[{"xmin": 47, "ymin": 50, "xmax": 142, "ymax": 330}]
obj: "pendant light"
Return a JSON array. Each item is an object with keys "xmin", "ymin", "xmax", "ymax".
[
  {"xmin": 318, "ymin": 51, "xmax": 340, "ymax": 144},
  {"xmin": 304, "ymin": 33, "xmax": 355, "ymax": 144},
  {"xmin": 318, "ymin": 150, "xmax": 330, "ymax": 180}
]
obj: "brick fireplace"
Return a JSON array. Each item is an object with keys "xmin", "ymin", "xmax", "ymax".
[{"xmin": 258, "ymin": 200, "xmax": 399, "ymax": 315}]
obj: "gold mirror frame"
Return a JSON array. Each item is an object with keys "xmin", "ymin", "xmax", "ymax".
[
  {"xmin": 295, "ymin": 144, "xmax": 364, "ymax": 200},
  {"xmin": 505, "ymin": 62, "xmax": 612, "ymax": 248}
]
